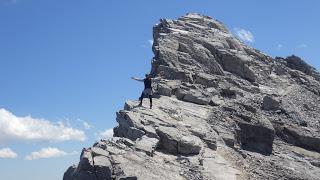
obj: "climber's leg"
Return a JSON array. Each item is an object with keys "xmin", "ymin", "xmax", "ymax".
[
  {"xmin": 149, "ymin": 95, "xmax": 152, "ymax": 109},
  {"xmin": 139, "ymin": 92, "xmax": 144, "ymax": 106}
]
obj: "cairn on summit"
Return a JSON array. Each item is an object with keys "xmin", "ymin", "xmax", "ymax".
[{"xmin": 64, "ymin": 13, "xmax": 320, "ymax": 180}]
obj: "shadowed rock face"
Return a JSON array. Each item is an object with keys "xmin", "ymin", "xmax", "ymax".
[{"xmin": 64, "ymin": 13, "xmax": 320, "ymax": 180}]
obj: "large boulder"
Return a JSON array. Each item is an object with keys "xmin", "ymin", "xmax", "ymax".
[
  {"xmin": 114, "ymin": 111, "xmax": 146, "ymax": 141},
  {"xmin": 284, "ymin": 55, "xmax": 320, "ymax": 81},
  {"xmin": 156, "ymin": 126, "xmax": 182, "ymax": 154},
  {"xmin": 93, "ymin": 156, "xmax": 112, "ymax": 180},
  {"xmin": 77, "ymin": 149, "xmax": 94, "ymax": 172},
  {"xmin": 279, "ymin": 125, "xmax": 320, "ymax": 153},
  {"xmin": 237, "ymin": 118, "xmax": 275, "ymax": 154}
]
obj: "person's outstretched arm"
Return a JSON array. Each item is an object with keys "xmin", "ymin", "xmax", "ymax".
[
  {"xmin": 152, "ymin": 72, "xmax": 167, "ymax": 82},
  {"xmin": 131, "ymin": 77, "xmax": 144, "ymax": 82},
  {"xmin": 152, "ymin": 76, "xmax": 162, "ymax": 82}
]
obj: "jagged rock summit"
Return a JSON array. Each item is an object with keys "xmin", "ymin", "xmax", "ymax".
[{"xmin": 64, "ymin": 13, "xmax": 320, "ymax": 180}]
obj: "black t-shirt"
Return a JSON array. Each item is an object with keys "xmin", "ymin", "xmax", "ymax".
[{"xmin": 144, "ymin": 78, "xmax": 152, "ymax": 89}]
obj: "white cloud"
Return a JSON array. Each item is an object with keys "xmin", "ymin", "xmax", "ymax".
[
  {"xmin": 234, "ymin": 28, "xmax": 255, "ymax": 43},
  {"xmin": 277, "ymin": 44, "xmax": 283, "ymax": 50},
  {"xmin": 0, "ymin": 108, "xmax": 86, "ymax": 144},
  {"xmin": 98, "ymin": 128, "xmax": 113, "ymax": 139},
  {"xmin": 298, "ymin": 44, "xmax": 307, "ymax": 48},
  {"xmin": 25, "ymin": 147, "xmax": 77, "ymax": 160},
  {"xmin": 148, "ymin": 39, "xmax": 153, "ymax": 46},
  {"xmin": 0, "ymin": 147, "xmax": 17, "ymax": 159}
]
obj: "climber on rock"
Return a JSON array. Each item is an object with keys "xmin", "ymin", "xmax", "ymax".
[{"xmin": 131, "ymin": 73, "xmax": 163, "ymax": 109}]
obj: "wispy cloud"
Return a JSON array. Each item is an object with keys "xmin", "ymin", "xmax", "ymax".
[
  {"xmin": 83, "ymin": 121, "xmax": 91, "ymax": 130},
  {"xmin": 25, "ymin": 147, "xmax": 77, "ymax": 160},
  {"xmin": 148, "ymin": 39, "xmax": 153, "ymax": 46},
  {"xmin": 0, "ymin": 147, "xmax": 17, "ymax": 159},
  {"xmin": 77, "ymin": 119, "xmax": 91, "ymax": 130},
  {"xmin": 277, "ymin": 44, "xmax": 283, "ymax": 50},
  {"xmin": 234, "ymin": 28, "xmax": 255, "ymax": 43},
  {"xmin": 0, "ymin": 108, "xmax": 86, "ymax": 144},
  {"xmin": 97, "ymin": 128, "xmax": 113, "ymax": 139},
  {"xmin": 298, "ymin": 43, "xmax": 307, "ymax": 48}
]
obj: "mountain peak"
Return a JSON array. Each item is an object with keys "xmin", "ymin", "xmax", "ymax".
[{"xmin": 64, "ymin": 14, "xmax": 320, "ymax": 180}]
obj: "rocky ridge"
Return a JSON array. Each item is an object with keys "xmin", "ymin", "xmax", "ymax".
[{"xmin": 64, "ymin": 13, "xmax": 320, "ymax": 180}]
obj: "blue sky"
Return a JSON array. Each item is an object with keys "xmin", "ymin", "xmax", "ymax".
[{"xmin": 0, "ymin": 0, "xmax": 319, "ymax": 179}]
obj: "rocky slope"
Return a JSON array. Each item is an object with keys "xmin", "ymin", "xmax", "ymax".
[{"xmin": 64, "ymin": 13, "xmax": 320, "ymax": 180}]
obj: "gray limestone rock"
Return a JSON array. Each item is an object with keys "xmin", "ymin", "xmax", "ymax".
[
  {"xmin": 284, "ymin": 55, "xmax": 320, "ymax": 81},
  {"xmin": 178, "ymin": 135, "xmax": 203, "ymax": 155},
  {"xmin": 77, "ymin": 149, "xmax": 94, "ymax": 172},
  {"xmin": 93, "ymin": 156, "xmax": 112, "ymax": 180},
  {"xmin": 279, "ymin": 125, "xmax": 320, "ymax": 153},
  {"xmin": 134, "ymin": 135, "xmax": 159, "ymax": 156},
  {"xmin": 91, "ymin": 147, "xmax": 109, "ymax": 157},
  {"xmin": 183, "ymin": 90, "xmax": 210, "ymax": 105},
  {"xmin": 157, "ymin": 83, "xmax": 172, "ymax": 96},
  {"xmin": 156, "ymin": 126, "xmax": 182, "ymax": 154},
  {"xmin": 63, "ymin": 165, "xmax": 77, "ymax": 180}
]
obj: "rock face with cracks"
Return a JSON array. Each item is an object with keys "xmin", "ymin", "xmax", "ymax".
[{"xmin": 64, "ymin": 13, "xmax": 320, "ymax": 180}]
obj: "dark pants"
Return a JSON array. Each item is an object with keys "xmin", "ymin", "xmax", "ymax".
[{"xmin": 139, "ymin": 93, "xmax": 152, "ymax": 107}]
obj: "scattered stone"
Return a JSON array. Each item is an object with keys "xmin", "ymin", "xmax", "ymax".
[
  {"xmin": 220, "ymin": 87, "xmax": 237, "ymax": 98},
  {"xmin": 117, "ymin": 176, "xmax": 138, "ymax": 180},
  {"xmin": 209, "ymin": 96, "xmax": 224, "ymax": 106},
  {"xmin": 241, "ymin": 103, "xmax": 257, "ymax": 113}
]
